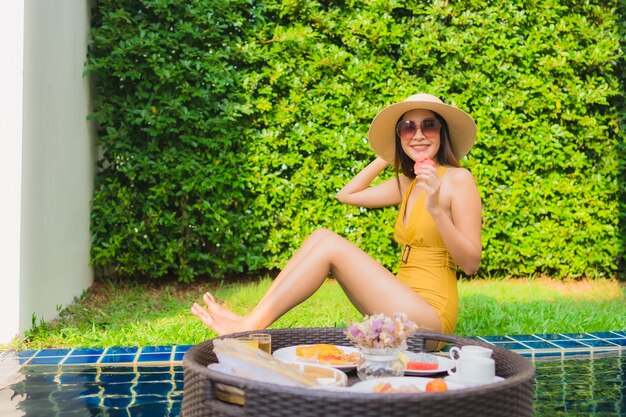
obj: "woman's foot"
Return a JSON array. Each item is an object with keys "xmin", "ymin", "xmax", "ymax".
[
  {"xmin": 190, "ymin": 303, "xmax": 250, "ymax": 335},
  {"xmin": 202, "ymin": 292, "xmax": 242, "ymax": 321},
  {"xmin": 191, "ymin": 291, "xmax": 255, "ymax": 335}
]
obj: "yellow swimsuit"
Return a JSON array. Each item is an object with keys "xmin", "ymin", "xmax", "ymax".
[{"xmin": 393, "ymin": 166, "xmax": 459, "ymax": 335}]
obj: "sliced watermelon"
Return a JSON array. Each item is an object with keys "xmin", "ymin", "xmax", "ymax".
[{"xmin": 406, "ymin": 361, "xmax": 438, "ymax": 371}]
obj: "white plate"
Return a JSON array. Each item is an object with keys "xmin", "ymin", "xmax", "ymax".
[
  {"xmin": 273, "ymin": 345, "xmax": 359, "ymax": 370},
  {"xmin": 403, "ymin": 353, "xmax": 455, "ymax": 376},
  {"xmin": 351, "ymin": 376, "xmax": 466, "ymax": 393},
  {"xmin": 444, "ymin": 374, "xmax": 505, "ymax": 387}
]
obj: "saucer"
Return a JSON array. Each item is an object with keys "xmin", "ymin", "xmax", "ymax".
[{"xmin": 444, "ymin": 375, "xmax": 505, "ymax": 387}]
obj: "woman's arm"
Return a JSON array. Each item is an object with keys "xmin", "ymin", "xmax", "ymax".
[
  {"xmin": 336, "ymin": 157, "xmax": 408, "ymax": 208},
  {"xmin": 424, "ymin": 168, "xmax": 482, "ymax": 275}
]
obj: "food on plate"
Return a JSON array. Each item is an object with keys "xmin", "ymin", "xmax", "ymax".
[
  {"xmin": 406, "ymin": 361, "xmax": 439, "ymax": 371},
  {"xmin": 404, "ymin": 351, "xmax": 439, "ymax": 372},
  {"xmin": 296, "ymin": 344, "xmax": 343, "ymax": 358},
  {"xmin": 295, "ymin": 344, "xmax": 360, "ymax": 365},
  {"xmin": 425, "ymin": 378, "xmax": 448, "ymax": 392},
  {"xmin": 373, "ymin": 382, "xmax": 422, "ymax": 394}
]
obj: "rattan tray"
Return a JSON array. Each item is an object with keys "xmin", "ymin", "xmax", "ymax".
[{"xmin": 183, "ymin": 328, "xmax": 534, "ymax": 417}]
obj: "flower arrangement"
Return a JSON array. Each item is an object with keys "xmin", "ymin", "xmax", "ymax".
[{"xmin": 346, "ymin": 312, "xmax": 418, "ymax": 350}]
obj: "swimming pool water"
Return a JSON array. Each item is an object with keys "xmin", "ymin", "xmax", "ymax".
[
  {"xmin": 534, "ymin": 354, "xmax": 625, "ymax": 416},
  {"xmin": 2, "ymin": 331, "xmax": 624, "ymax": 416},
  {"xmin": 6, "ymin": 364, "xmax": 183, "ymax": 417},
  {"xmin": 1, "ymin": 354, "xmax": 623, "ymax": 416}
]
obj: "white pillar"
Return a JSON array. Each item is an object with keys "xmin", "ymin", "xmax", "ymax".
[
  {"xmin": 0, "ymin": 0, "xmax": 96, "ymax": 345},
  {"xmin": 0, "ymin": 1, "xmax": 25, "ymax": 344},
  {"xmin": 19, "ymin": 0, "xmax": 95, "ymax": 336}
]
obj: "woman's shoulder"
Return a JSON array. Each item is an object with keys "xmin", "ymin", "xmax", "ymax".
[{"xmin": 442, "ymin": 166, "xmax": 477, "ymax": 186}]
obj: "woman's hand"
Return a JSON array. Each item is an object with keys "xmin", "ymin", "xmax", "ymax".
[
  {"xmin": 414, "ymin": 164, "xmax": 442, "ymax": 215},
  {"xmin": 428, "ymin": 168, "xmax": 482, "ymax": 275}
]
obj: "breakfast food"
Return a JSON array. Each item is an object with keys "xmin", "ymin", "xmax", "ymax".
[
  {"xmin": 405, "ymin": 351, "xmax": 439, "ymax": 371},
  {"xmin": 425, "ymin": 378, "xmax": 448, "ymax": 392},
  {"xmin": 373, "ymin": 382, "xmax": 422, "ymax": 394},
  {"xmin": 296, "ymin": 344, "xmax": 343, "ymax": 358},
  {"xmin": 295, "ymin": 344, "xmax": 360, "ymax": 365},
  {"xmin": 406, "ymin": 361, "xmax": 438, "ymax": 371}
]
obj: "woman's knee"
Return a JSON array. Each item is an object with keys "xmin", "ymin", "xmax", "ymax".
[{"xmin": 309, "ymin": 227, "xmax": 338, "ymax": 241}]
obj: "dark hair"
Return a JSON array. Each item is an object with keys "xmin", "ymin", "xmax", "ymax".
[{"xmin": 393, "ymin": 112, "xmax": 460, "ymax": 179}]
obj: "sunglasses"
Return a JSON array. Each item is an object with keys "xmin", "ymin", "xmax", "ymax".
[{"xmin": 396, "ymin": 118, "xmax": 442, "ymax": 139}]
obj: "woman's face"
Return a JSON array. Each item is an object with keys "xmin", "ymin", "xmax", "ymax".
[{"xmin": 397, "ymin": 109, "xmax": 441, "ymax": 163}]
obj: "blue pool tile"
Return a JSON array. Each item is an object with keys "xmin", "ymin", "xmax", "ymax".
[
  {"xmin": 50, "ymin": 389, "xmax": 87, "ymax": 401},
  {"xmin": 102, "ymin": 382, "xmax": 133, "ymax": 396},
  {"xmin": 63, "ymin": 355, "xmax": 100, "ymax": 365},
  {"xmin": 137, "ymin": 353, "xmax": 172, "ymax": 363},
  {"xmin": 535, "ymin": 334, "xmax": 570, "ymax": 341},
  {"xmin": 127, "ymin": 402, "xmax": 172, "ymax": 416},
  {"xmin": 100, "ymin": 354, "xmax": 137, "ymax": 364},
  {"xmin": 58, "ymin": 373, "xmax": 98, "ymax": 384},
  {"xmin": 16, "ymin": 330, "xmax": 625, "ymax": 371},
  {"xmin": 480, "ymin": 335, "xmax": 513, "ymax": 342},
  {"xmin": 136, "ymin": 365, "xmax": 172, "ymax": 373},
  {"xmin": 561, "ymin": 332, "xmax": 599, "ymax": 340},
  {"xmin": 100, "ymin": 372, "xmax": 137, "ymax": 384},
  {"xmin": 550, "ymin": 340, "xmax": 589, "ymax": 349},
  {"xmin": 589, "ymin": 332, "xmax": 622, "ymax": 339},
  {"xmin": 508, "ymin": 334, "xmax": 543, "ymax": 342},
  {"xmin": 578, "ymin": 339, "xmax": 621, "ymax": 348},
  {"xmin": 28, "ymin": 356, "xmax": 65, "ymax": 365},
  {"xmin": 78, "ymin": 385, "xmax": 102, "ymax": 397},
  {"xmin": 534, "ymin": 350, "xmax": 564, "ymax": 358},
  {"xmin": 603, "ymin": 338, "xmax": 626, "ymax": 346},
  {"xmin": 83, "ymin": 396, "xmax": 104, "ymax": 408},
  {"xmin": 134, "ymin": 382, "xmax": 175, "ymax": 396},
  {"xmin": 564, "ymin": 350, "xmax": 590, "ymax": 357},
  {"xmin": 70, "ymin": 348, "xmax": 105, "ymax": 356},
  {"xmin": 35, "ymin": 348, "xmax": 72, "ymax": 357},
  {"xmin": 105, "ymin": 347, "xmax": 139, "ymax": 355},
  {"xmin": 15, "ymin": 349, "xmax": 38, "ymax": 358},
  {"xmin": 175, "ymin": 345, "xmax": 193, "ymax": 353},
  {"xmin": 489, "ymin": 341, "xmax": 530, "ymax": 350},
  {"xmin": 133, "ymin": 394, "xmax": 168, "ymax": 405},
  {"xmin": 103, "ymin": 396, "xmax": 133, "ymax": 408},
  {"xmin": 520, "ymin": 341, "xmax": 560, "ymax": 350},
  {"xmin": 141, "ymin": 346, "xmax": 173, "ymax": 353},
  {"xmin": 138, "ymin": 372, "xmax": 176, "ymax": 383}
]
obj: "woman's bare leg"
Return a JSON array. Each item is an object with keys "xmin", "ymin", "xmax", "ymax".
[
  {"xmin": 199, "ymin": 230, "xmax": 331, "ymax": 320},
  {"xmin": 191, "ymin": 228, "xmax": 442, "ymax": 335}
]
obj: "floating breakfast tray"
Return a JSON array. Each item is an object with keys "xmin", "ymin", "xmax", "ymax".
[{"xmin": 183, "ymin": 328, "xmax": 535, "ymax": 417}]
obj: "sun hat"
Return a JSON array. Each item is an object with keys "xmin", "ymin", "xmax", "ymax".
[{"xmin": 368, "ymin": 93, "xmax": 477, "ymax": 163}]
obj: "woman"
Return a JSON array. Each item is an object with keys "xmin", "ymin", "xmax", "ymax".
[{"xmin": 191, "ymin": 93, "xmax": 482, "ymax": 341}]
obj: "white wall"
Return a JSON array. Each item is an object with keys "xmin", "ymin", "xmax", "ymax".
[
  {"xmin": 0, "ymin": 1, "xmax": 25, "ymax": 344},
  {"xmin": 5, "ymin": 0, "xmax": 95, "ymax": 342}
]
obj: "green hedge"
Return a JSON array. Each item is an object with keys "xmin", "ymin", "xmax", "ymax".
[{"xmin": 86, "ymin": 0, "xmax": 626, "ymax": 282}]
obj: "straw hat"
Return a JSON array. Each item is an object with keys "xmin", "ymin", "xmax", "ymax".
[{"xmin": 368, "ymin": 93, "xmax": 477, "ymax": 163}]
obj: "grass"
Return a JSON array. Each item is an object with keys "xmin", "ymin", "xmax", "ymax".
[{"xmin": 8, "ymin": 276, "xmax": 626, "ymax": 350}]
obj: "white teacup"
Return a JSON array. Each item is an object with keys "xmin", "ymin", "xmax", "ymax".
[
  {"xmin": 448, "ymin": 356, "xmax": 495, "ymax": 385},
  {"xmin": 449, "ymin": 345, "xmax": 493, "ymax": 361}
]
